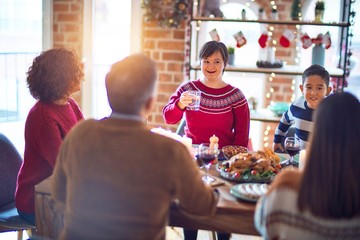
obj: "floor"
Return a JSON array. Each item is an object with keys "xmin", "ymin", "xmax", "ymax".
[{"xmin": 0, "ymin": 228, "xmax": 262, "ymax": 240}]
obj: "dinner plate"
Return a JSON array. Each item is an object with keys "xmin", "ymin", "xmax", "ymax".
[{"xmin": 230, "ymin": 183, "xmax": 269, "ymax": 202}]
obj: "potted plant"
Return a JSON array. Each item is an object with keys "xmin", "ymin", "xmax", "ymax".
[
  {"xmin": 315, "ymin": 1, "xmax": 325, "ymax": 22},
  {"xmin": 227, "ymin": 46, "xmax": 235, "ymax": 65}
]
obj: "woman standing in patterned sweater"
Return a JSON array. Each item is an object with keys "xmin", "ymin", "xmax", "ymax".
[
  {"xmin": 163, "ymin": 41, "xmax": 250, "ymax": 240},
  {"xmin": 163, "ymin": 41, "xmax": 250, "ymax": 149}
]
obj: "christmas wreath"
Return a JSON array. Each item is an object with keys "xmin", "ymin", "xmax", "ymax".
[{"xmin": 141, "ymin": 0, "xmax": 189, "ymax": 28}]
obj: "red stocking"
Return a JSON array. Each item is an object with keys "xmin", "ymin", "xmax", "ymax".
[
  {"xmin": 258, "ymin": 32, "xmax": 268, "ymax": 48},
  {"xmin": 279, "ymin": 29, "xmax": 295, "ymax": 48}
]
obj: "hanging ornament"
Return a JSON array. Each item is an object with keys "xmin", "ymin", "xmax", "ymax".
[
  {"xmin": 233, "ymin": 31, "xmax": 247, "ymax": 48},
  {"xmin": 300, "ymin": 32, "xmax": 332, "ymax": 49},
  {"xmin": 279, "ymin": 29, "xmax": 295, "ymax": 48},
  {"xmin": 300, "ymin": 33, "xmax": 312, "ymax": 49},
  {"xmin": 323, "ymin": 31, "xmax": 332, "ymax": 49},
  {"xmin": 258, "ymin": 32, "xmax": 269, "ymax": 48},
  {"xmin": 209, "ymin": 28, "xmax": 220, "ymax": 42}
]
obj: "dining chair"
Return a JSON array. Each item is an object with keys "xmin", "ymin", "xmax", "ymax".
[
  {"xmin": 0, "ymin": 133, "xmax": 36, "ymax": 240},
  {"xmin": 176, "ymin": 118, "xmax": 186, "ymax": 136}
]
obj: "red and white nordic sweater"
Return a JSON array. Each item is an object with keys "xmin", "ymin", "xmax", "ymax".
[{"xmin": 163, "ymin": 80, "xmax": 250, "ymax": 148}]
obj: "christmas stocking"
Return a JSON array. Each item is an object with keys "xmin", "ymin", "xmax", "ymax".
[
  {"xmin": 233, "ymin": 31, "xmax": 247, "ymax": 48},
  {"xmin": 209, "ymin": 28, "xmax": 220, "ymax": 42},
  {"xmin": 323, "ymin": 31, "xmax": 331, "ymax": 49},
  {"xmin": 300, "ymin": 33, "xmax": 312, "ymax": 49},
  {"xmin": 279, "ymin": 29, "xmax": 295, "ymax": 47},
  {"xmin": 258, "ymin": 32, "xmax": 268, "ymax": 48}
]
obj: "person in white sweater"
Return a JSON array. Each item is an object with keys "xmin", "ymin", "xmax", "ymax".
[{"xmin": 255, "ymin": 92, "xmax": 360, "ymax": 240}]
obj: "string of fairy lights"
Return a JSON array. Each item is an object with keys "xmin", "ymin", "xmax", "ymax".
[{"xmin": 262, "ymin": 1, "xmax": 300, "ymax": 148}]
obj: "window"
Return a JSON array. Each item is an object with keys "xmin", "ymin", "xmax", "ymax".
[
  {"xmin": 0, "ymin": 0, "xmax": 50, "ymax": 152},
  {"xmin": 82, "ymin": 0, "xmax": 141, "ymax": 119}
]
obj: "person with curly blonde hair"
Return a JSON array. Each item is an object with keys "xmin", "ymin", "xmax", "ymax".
[{"xmin": 15, "ymin": 48, "xmax": 84, "ymax": 224}]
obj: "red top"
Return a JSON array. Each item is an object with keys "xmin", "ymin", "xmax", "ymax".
[
  {"xmin": 15, "ymin": 98, "xmax": 83, "ymax": 214},
  {"xmin": 163, "ymin": 80, "xmax": 250, "ymax": 148}
]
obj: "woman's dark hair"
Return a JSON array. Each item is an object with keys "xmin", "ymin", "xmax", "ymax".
[
  {"xmin": 199, "ymin": 41, "xmax": 228, "ymax": 71},
  {"xmin": 26, "ymin": 48, "xmax": 84, "ymax": 102},
  {"xmin": 298, "ymin": 92, "xmax": 360, "ymax": 218}
]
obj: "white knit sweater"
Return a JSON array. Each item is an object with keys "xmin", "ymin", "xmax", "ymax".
[{"xmin": 254, "ymin": 172, "xmax": 360, "ymax": 240}]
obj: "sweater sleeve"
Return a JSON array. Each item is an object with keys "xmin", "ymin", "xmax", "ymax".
[
  {"xmin": 254, "ymin": 193, "xmax": 267, "ymax": 236},
  {"xmin": 274, "ymin": 107, "xmax": 294, "ymax": 144},
  {"xmin": 162, "ymin": 87, "xmax": 186, "ymax": 124},
  {"xmin": 233, "ymin": 99, "xmax": 250, "ymax": 147}
]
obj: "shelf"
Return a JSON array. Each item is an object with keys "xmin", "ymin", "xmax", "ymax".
[
  {"xmin": 190, "ymin": 64, "xmax": 344, "ymax": 78},
  {"xmin": 192, "ymin": 17, "xmax": 350, "ymax": 27}
]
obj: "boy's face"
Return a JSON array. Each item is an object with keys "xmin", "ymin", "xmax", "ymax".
[{"xmin": 300, "ymin": 75, "xmax": 332, "ymax": 109}]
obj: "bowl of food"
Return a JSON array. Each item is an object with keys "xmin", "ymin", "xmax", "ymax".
[{"xmin": 222, "ymin": 145, "xmax": 248, "ymax": 160}]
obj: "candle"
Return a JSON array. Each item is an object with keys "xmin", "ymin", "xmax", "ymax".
[
  {"xmin": 299, "ymin": 149, "xmax": 306, "ymax": 170},
  {"xmin": 266, "ymin": 47, "xmax": 275, "ymax": 63},
  {"xmin": 209, "ymin": 134, "xmax": 219, "ymax": 150}
]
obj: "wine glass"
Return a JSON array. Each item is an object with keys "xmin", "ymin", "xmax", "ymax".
[
  {"xmin": 198, "ymin": 143, "xmax": 219, "ymax": 184},
  {"xmin": 281, "ymin": 137, "xmax": 300, "ymax": 168}
]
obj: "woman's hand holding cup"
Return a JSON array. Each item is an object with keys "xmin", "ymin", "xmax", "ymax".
[{"xmin": 178, "ymin": 90, "xmax": 201, "ymax": 111}]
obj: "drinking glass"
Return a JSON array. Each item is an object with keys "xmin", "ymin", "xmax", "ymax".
[
  {"xmin": 281, "ymin": 137, "xmax": 300, "ymax": 168},
  {"xmin": 186, "ymin": 90, "xmax": 201, "ymax": 111},
  {"xmin": 198, "ymin": 143, "xmax": 219, "ymax": 184}
]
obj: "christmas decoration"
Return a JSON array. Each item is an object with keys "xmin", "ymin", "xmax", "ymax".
[
  {"xmin": 323, "ymin": 31, "xmax": 331, "ymax": 49},
  {"xmin": 209, "ymin": 28, "xmax": 220, "ymax": 42},
  {"xmin": 291, "ymin": 0, "xmax": 302, "ymax": 20},
  {"xmin": 141, "ymin": 0, "xmax": 188, "ymax": 28},
  {"xmin": 279, "ymin": 30, "xmax": 295, "ymax": 48},
  {"xmin": 300, "ymin": 33, "xmax": 312, "ymax": 49},
  {"xmin": 300, "ymin": 32, "xmax": 332, "ymax": 49},
  {"xmin": 258, "ymin": 32, "xmax": 268, "ymax": 48},
  {"xmin": 233, "ymin": 31, "xmax": 247, "ymax": 48},
  {"xmin": 315, "ymin": 1, "xmax": 325, "ymax": 22}
]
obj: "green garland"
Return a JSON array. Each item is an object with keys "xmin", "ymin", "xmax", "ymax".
[{"xmin": 141, "ymin": 0, "xmax": 189, "ymax": 28}]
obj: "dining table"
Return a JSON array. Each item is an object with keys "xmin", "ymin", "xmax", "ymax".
[
  {"xmin": 168, "ymin": 165, "xmax": 260, "ymax": 236},
  {"xmin": 34, "ymin": 153, "xmax": 295, "ymax": 239}
]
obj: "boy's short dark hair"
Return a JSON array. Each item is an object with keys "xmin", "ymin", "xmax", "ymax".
[{"xmin": 302, "ymin": 64, "xmax": 330, "ymax": 86}]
